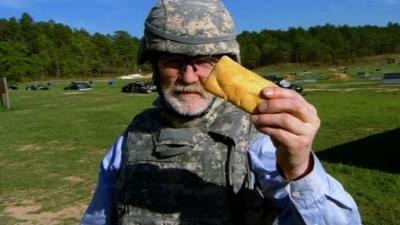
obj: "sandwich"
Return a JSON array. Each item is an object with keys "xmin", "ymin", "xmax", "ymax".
[{"xmin": 204, "ymin": 56, "xmax": 276, "ymax": 114}]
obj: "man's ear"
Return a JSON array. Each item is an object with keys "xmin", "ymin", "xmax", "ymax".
[{"xmin": 151, "ymin": 62, "xmax": 162, "ymax": 93}]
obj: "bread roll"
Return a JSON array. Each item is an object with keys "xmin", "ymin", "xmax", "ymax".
[{"xmin": 204, "ymin": 56, "xmax": 276, "ymax": 114}]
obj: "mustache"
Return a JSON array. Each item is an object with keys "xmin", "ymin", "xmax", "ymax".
[{"xmin": 171, "ymin": 83, "xmax": 206, "ymax": 93}]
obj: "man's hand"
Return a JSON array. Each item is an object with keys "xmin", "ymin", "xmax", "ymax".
[{"xmin": 250, "ymin": 87, "xmax": 320, "ymax": 181}]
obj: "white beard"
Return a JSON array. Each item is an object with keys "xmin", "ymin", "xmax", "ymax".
[{"xmin": 160, "ymin": 82, "xmax": 215, "ymax": 117}]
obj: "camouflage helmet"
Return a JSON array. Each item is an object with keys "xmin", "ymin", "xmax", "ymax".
[{"xmin": 138, "ymin": 0, "xmax": 240, "ymax": 64}]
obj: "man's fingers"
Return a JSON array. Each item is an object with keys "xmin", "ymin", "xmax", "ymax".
[
  {"xmin": 251, "ymin": 113, "xmax": 309, "ymax": 136},
  {"xmin": 257, "ymin": 127, "xmax": 304, "ymax": 150},
  {"xmin": 260, "ymin": 87, "xmax": 298, "ymax": 100},
  {"xmin": 255, "ymin": 98, "xmax": 318, "ymax": 124}
]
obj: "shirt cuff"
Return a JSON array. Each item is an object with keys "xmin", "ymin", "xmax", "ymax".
[{"xmin": 284, "ymin": 152, "xmax": 329, "ymax": 208}]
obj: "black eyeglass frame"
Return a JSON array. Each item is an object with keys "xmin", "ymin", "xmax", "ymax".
[{"xmin": 157, "ymin": 53, "xmax": 224, "ymax": 72}]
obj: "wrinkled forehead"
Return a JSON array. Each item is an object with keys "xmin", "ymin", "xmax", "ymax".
[{"xmin": 148, "ymin": 0, "xmax": 236, "ymax": 39}]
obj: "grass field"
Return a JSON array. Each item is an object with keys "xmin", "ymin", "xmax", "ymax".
[
  {"xmin": 0, "ymin": 77, "xmax": 399, "ymax": 225},
  {"xmin": 255, "ymin": 53, "xmax": 400, "ymax": 81}
]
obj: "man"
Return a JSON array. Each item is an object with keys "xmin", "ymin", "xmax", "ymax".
[{"xmin": 81, "ymin": 0, "xmax": 362, "ymax": 224}]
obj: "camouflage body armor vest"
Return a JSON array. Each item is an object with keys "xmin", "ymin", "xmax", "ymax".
[{"xmin": 114, "ymin": 100, "xmax": 275, "ymax": 225}]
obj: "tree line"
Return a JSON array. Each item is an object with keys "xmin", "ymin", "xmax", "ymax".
[
  {"xmin": 1, "ymin": 13, "xmax": 400, "ymax": 82},
  {"xmin": 0, "ymin": 13, "xmax": 141, "ymax": 82},
  {"xmin": 238, "ymin": 22, "xmax": 400, "ymax": 69}
]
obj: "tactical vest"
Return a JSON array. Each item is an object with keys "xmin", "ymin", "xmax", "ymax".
[{"xmin": 114, "ymin": 101, "xmax": 276, "ymax": 225}]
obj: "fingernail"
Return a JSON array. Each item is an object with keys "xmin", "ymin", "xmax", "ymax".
[{"xmin": 264, "ymin": 89, "xmax": 273, "ymax": 96}]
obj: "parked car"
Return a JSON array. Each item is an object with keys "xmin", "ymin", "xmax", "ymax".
[
  {"xmin": 263, "ymin": 75, "xmax": 305, "ymax": 95},
  {"xmin": 8, "ymin": 84, "xmax": 18, "ymax": 90},
  {"xmin": 26, "ymin": 83, "xmax": 49, "ymax": 91},
  {"xmin": 122, "ymin": 82, "xmax": 156, "ymax": 93},
  {"xmin": 356, "ymin": 71, "xmax": 369, "ymax": 78},
  {"xmin": 64, "ymin": 82, "xmax": 92, "ymax": 91}
]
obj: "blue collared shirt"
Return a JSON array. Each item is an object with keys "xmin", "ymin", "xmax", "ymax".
[{"xmin": 81, "ymin": 134, "xmax": 361, "ymax": 225}]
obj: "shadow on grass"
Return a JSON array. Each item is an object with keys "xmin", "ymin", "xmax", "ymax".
[{"xmin": 317, "ymin": 128, "xmax": 400, "ymax": 174}]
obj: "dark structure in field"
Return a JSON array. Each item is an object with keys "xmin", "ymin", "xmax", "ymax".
[{"xmin": 383, "ymin": 73, "xmax": 400, "ymax": 84}]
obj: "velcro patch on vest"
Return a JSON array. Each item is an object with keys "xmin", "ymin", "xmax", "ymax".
[{"xmin": 155, "ymin": 127, "xmax": 199, "ymax": 158}]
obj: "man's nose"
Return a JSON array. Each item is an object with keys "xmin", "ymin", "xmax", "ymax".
[{"xmin": 180, "ymin": 64, "xmax": 199, "ymax": 84}]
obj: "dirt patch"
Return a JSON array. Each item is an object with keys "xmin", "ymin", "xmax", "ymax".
[
  {"xmin": 18, "ymin": 144, "xmax": 42, "ymax": 152},
  {"xmin": 375, "ymin": 88, "xmax": 399, "ymax": 92},
  {"xmin": 4, "ymin": 200, "xmax": 85, "ymax": 225},
  {"xmin": 14, "ymin": 109, "xmax": 36, "ymax": 115},
  {"xmin": 365, "ymin": 128, "xmax": 376, "ymax": 132},
  {"xmin": 62, "ymin": 176, "xmax": 84, "ymax": 183},
  {"xmin": 63, "ymin": 92, "xmax": 84, "ymax": 95},
  {"xmin": 78, "ymin": 158, "xmax": 88, "ymax": 163},
  {"xmin": 329, "ymin": 73, "xmax": 350, "ymax": 81}
]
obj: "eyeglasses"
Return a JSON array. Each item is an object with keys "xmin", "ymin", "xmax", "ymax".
[{"xmin": 158, "ymin": 54, "xmax": 221, "ymax": 72}]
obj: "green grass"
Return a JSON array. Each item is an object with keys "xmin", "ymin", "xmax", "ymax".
[
  {"xmin": 255, "ymin": 53, "xmax": 400, "ymax": 81},
  {"xmin": 0, "ymin": 78, "xmax": 399, "ymax": 225},
  {"xmin": 306, "ymin": 85, "xmax": 400, "ymax": 225},
  {"xmin": 0, "ymin": 80, "xmax": 157, "ymax": 224}
]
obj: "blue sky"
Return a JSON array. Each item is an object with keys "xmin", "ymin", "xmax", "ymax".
[{"xmin": 1, "ymin": 0, "xmax": 399, "ymax": 37}]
